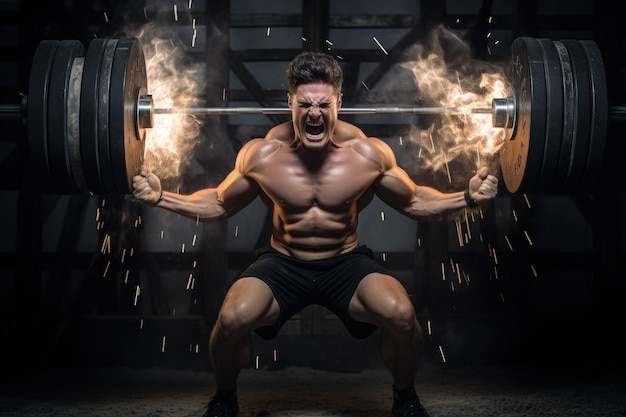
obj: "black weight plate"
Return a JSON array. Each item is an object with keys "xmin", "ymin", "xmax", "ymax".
[
  {"xmin": 27, "ymin": 40, "xmax": 59, "ymax": 193},
  {"xmin": 47, "ymin": 40, "xmax": 85, "ymax": 193},
  {"xmin": 97, "ymin": 38, "xmax": 119, "ymax": 194},
  {"xmin": 552, "ymin": 41, "xmax": 575, "ymax": 190},
  {"xmin": 536, "ymin": 39, "xmax": 564, "ymax": 193},
  {"xmin": 67, "ymin": 57, "xmax": 88, "ymax": 192},
  {"xmin": 580, "ymin": 40, "xmax": 609, "ymax": 188},
  {"xmin": 80, "ymin": 38, "xmax": 107, "ymax": 193},
  {"xmin": 499, "ymin": 37, "xmax": 547, "ymax": 193},
  {"xmin": 109, "ymin": 38, "xmax": 147, "ymax": 194},
  {"xmin": 561, "ymin": 40, "xmax": 592, "ymax": 192}
]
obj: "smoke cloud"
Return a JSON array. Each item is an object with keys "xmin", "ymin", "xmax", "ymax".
[
  {"xmin": 114, "ymin": 0, "xmax": 229, "ymax": 188},
  {"xmin": 400, "ymin": 25, "xmax": 509, "ymax": 187}
]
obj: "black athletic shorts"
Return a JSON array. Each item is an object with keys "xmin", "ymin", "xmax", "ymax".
[{"xmin": 234, "ymin": 245, "xmax": 390, "ymax": 340}]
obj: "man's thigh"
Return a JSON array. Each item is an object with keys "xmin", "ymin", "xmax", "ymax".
[
  {"xmin": 221, "ymin": 277, "xmax": 280, "ymax": 329},
  {"xmin": 348, "ymin": 273, "xmax": 413, "ymax": 326}
]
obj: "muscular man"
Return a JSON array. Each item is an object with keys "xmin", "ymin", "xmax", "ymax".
[{"xmin": 133, "ymin": 51, "xmax": 498, "ymax": 417}]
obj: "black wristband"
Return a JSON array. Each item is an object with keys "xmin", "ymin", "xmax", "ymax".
[
  {"xmin": 152, "ymin": 190, "xmax": 164, "ymax": 207},
  {"xmin": 464, "ymin": 188, "xmax": 478, "ymax": 208}
]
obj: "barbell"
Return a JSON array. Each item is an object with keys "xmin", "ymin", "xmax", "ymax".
[{"xmin": 1, "ymin": 36, "xmax": 616, "ymax": 194}]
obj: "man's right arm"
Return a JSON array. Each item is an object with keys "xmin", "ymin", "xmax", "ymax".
[{"xmin": 132, "ymin": 142, "xmax": 261, "ymax": 221}]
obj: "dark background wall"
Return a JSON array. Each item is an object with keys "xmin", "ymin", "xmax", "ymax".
[{"xmin": 0, "ymin": 0, "xmax": 624, "ymax": 372}]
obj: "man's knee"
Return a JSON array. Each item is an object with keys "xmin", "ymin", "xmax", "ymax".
[
  {"xmin": 387, "ymin": 299, "xmax": 418, "ymax": 334},
  {"xmin": 216, "ymin": 278, "xmax": 279, "ymax": 335},
  {"xmin": 216, "ymin": 304, "xmax": 249, "ymax": 335}
]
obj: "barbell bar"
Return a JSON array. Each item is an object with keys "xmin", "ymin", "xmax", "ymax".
[
  {"xmin": 153, "ymin": 106, "xmax": 494, "ymax": 115},
  {"xmin": 2, "ymin": 36, "xmax": 618, "ymax": 195}
]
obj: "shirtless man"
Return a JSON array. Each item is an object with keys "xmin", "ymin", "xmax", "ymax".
[{"xmin": 132, "ymin": 51, "xmax": 498, "ymax": 417}]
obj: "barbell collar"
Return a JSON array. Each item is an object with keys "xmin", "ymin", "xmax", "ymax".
[
  {"xmin": 491, "ymin": 97, "xmax": 516, "ymax": 130},
  {"xmin": 137, "ymin": 94, "xmax": 154, "ymax": 129}
]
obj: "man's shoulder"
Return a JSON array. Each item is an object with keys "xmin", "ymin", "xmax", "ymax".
[
  {"xmin": 336, "ymin": 125, "xmax": 388, "ymax": 153},
  {"xmin": 334, "ymin": 120, "xmax": 367, "ymax": 142},
  {"xmin": 266, "ymin": 122, "xmax": 294, "ymax": 142},
  {"xmin": 239, "ymin": 138, "xmax": 282, "ymax": 161},
  {"xmin": 237, "ymin": 130, "xmax": 290, "ymax": 173},
  {"xmin": 337, "ymin": 126, "xmax": 395, "ymax": 170},
  {"xmin": 241, "ymin": 122, "xmax": 292, "ymax": 151},
  {"xmin": 335, "ymin": 121, "xmax": 388, "ymax": 147}
]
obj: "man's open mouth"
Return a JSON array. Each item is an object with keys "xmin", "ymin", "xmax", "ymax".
[{"xmin": 306, "ymin": 122, "xmax": 325, "ymax": 139}]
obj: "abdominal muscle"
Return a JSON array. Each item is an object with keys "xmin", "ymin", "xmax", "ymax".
[{"xmin": 270, "ymin": 204, "xmax": 360, "ymax": 261}]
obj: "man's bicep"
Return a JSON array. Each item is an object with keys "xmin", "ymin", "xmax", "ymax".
[
  {"xmin": 216, "ymin": 169, "xmax": 260, "ymax": 215},
  {"xmin": 374, "ymin": 166, "xmax": 417, "ymax": 211}
]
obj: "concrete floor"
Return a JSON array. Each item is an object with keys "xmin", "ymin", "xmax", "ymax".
[{"xmin": 2, "ymin": 357, "xmax": 626, "ymax": 417}]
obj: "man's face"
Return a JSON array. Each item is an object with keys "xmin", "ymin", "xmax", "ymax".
[{"xmin": 288, "ymin": 82, "xmax": 342, "ymax": 150}]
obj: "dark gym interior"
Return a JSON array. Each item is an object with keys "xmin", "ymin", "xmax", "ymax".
[{"xmin": 0, "ymin": 1, "xmax": 625, "ymax": 416}]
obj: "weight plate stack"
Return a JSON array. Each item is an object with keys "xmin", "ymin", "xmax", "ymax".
[
  {"xmin": 27, "ymin": 40, "xmax": 59, "ymax": 193},
  {"xmin": 80, "ymin": 38, "xmax": 107, "ymax": 194},
  {"xmin": 580, "ymin": 40, "xmax": 609, "ymax": 189},
  {"xmin": 499, "ymin": 37, "xmax": 610, "ymax": 194},
  {"xmin": 67, "ymin": 55, "xmax": 87, "ymax": 193},
  {"xmin": 561, "ymin": 40, "xmax": 592, "ymax": 192},
  {"xmin": 109, "ymin": 37, "xmax": 147, "ymax": 194},
  {"xmin": 47, "ymin": 40, "xmax": 86, "ymax": 194},
  {"xmin": 97, "ymin": 38, "xmax": 119, "ymax": 194},
  {"xmin": 550, "ymin": 41, "xmax": 575, "ymax": 191},
  {"xmin": 499, "ymin": 37, "xmax": 547, "ymax": 193},
  {"xmin": 536, "ymin": 39, "xmax": 564, "ymax": 192}
]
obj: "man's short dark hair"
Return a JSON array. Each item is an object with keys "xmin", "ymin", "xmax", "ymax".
[{"xmin": 286, "ymin": 51, "xmax": 343, "ymax": 95}]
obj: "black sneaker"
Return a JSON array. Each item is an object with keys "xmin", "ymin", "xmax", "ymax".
[
  {"xmin": 391, "ymin": 387, "xmax": 430, "ymax": 417},
  {"xmin": 202, "ymin": 389, "xmax": 239, "ymax": 417}
]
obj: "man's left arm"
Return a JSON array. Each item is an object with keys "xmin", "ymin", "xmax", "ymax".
[{"xmin": 372, "ymin": 142, "xmax": 498, "ymax": 220}]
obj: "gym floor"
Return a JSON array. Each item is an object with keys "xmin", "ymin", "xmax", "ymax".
[{"xmin": 2, "ymin": 358, "xmax": 625, "ymax": 417}]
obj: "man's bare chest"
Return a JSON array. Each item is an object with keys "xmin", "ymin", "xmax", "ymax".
[{"xmin": 250, "ymin": 151, "xmax": 380, "ymax": 210}]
